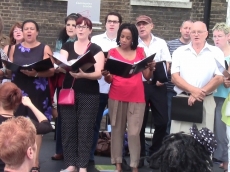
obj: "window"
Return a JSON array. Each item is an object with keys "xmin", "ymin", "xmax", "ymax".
[{"xmin": 130, "ymin": 0, "xmax": 192, "ymax": 9}]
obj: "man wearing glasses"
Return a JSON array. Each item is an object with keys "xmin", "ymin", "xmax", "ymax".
[
  {"xmin": 166, "ymin": 20, "xmax": 193, "ymax": 135},
  {"xmin": 171, "ymin": 21, "xmax": 224, "ymax": 133},
  {"xmin": 136, "ymin": 15, "xmax": 171, "ymax": 168},
  {"xmin": 89, "ymin": 12, "xmax": 131, "ymax": 172}
]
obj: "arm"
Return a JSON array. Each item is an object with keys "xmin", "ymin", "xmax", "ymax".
[
  {"xmin": 22, "ymin": 96, "xmax": 53, "ymax": 134},
  {"xmin": 70, "ymin": 51, "xmax": 105, "ymax": 80},
  {"xmin": 3, "ymin": 45, "xmax": 9, "ymax": 55},
  {"xmin": 142, "ymin": 52, "xmax": 155, "ymax": 80},
  {"xmin": 202, "ymin": 75, "xmax": 223, "ymax": 94},
  {"xmin": 22, "ymin": 96, "xmax": 48, "ymax": 122},
  {"xmin": 101, "ymin": 51, "xmax": 113, "ymax": 83},
  {"xmin": 172, "ymin": 72, "xmax": 206, "ymax": 101}
]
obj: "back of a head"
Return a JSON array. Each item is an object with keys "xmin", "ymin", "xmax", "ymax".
[
  {"xmin": 0, "ymin": 82, "xmax": 22, "ymax": 111},
  {"xmin": 0, "ymin": 116, "xmax": 36, "ymax": 167},
  {"xmin": 150, "ymin": 125, "xmax": 216, "ymax": 172}
]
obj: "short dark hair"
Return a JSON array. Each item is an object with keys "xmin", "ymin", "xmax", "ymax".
[
  {"xmin": 116, "ymin": 23, "xmax": 138, "ymax": 50},
  {"xmin": 58, "ymin": 13, "xmax": 81, "ymax": 44},
  {"xmin": 22, "ymin": 19, "xmax": 39, "ymax": 32},
  {"xmin": 104, "ymin": 12, "xmax": 122, "ymax": 24},
  {"xmin": 64, "ymin": 13, "xmax": 82, "ymax": 24},
  {"xmin": 149, "ymin": 132, "xmax": 213, "ymax": 172}
]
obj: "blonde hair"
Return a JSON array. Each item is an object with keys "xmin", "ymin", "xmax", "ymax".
[
  {"xmin": 212, "ymin": 22, "xmax": 230, "ymax": 35},
  {"xmin": 0, "ymin": 116, "xmax": 36, "ymax": 167}
]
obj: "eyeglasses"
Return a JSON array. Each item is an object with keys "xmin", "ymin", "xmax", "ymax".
[
  {"xmin": 190, "ymin": 30, "xmax": 207, "ymax": 35},
  {"xmin": 76, "ymin": 25, "xmax": 89, "ymax": 29},
  {"xmin": 107, "ymin": 20, "xmax": 119, "ymax": 24},
  {"xmin": 13, "ymin": 29, "xmax": 22, "ymax": 33}
]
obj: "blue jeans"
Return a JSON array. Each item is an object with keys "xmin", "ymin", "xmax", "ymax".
[
  {"xmin": 90, "ymin": 93, "xmax": 108, "ymax": 161},
  {"xmin": 166, "ymin": 91, "xmax": 176, "ymax": 134}
]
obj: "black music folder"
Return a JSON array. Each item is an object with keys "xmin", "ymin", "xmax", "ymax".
[
  {"xmin": 215, "ymin": 58, "xmax": 230, "ymax": 78},
  {"xmin": 2, "ymin": 58, "xmax": 53, "ymax": 72},
  {"xmin": 49, "ymin": 50, "xmax": 96, "ymax": 72},
  {"xmin": 104, "ymin": 53, "xmax": 156, "ymax": 78},
  {"xmin": 171, "ymin": 96, "xmax": 203, "ymax": 123},
  {"xmin": 153, "ymin": 61, "xmax": 168, "ymax": 83},
  {"xmin": 225, "ymin": 60, "xmax": 229, "ymax": 70}
]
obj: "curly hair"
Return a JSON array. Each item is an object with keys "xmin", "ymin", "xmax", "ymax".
[
  {"xmin": 149, "ymin": 132, "xmax": 213, "ymax": 172},
  {"xmin": 116, "ymin": 23, "xmax": 139, "ymax": 50}
]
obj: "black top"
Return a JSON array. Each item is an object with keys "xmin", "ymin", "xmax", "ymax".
[
  {"xmin": 0, "ymin": 115, "xmax": 53, "ymax": 171},
  {"xmin": 11, "ymin": 43, "xmax": 52, "ymax": 122},
  {"xmin": 61, "ymin": 42, "xmax": 102, "ymax": 94}
]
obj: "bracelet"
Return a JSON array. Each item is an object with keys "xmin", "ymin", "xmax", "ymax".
[{"xmin": 35, "ymin": 73, "xmax": 38, "ymax": 77}]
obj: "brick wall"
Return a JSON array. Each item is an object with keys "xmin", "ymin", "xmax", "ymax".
[{"xmin": 0, "ymin": 0, "xmax": 228, "ymax": 49}]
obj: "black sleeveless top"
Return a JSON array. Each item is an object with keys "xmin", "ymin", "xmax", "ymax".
[
  {"xmin": 11, "ymin": 43, "xmax": 52, "ymax": 122},
  {"xmin": 61, "ymin": 42, "xmax": 102, "ymax": 94}
]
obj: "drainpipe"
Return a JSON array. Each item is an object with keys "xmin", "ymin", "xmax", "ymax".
[{"xmin": 203, "ymin": 0, "xmax": 212, "ymax": 32}]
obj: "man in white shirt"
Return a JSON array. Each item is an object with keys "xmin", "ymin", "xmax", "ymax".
[
  {"xmin": 171, "ymin": 21, "xmax": 224, "ymax": 133},
  {"xmin": 166, "ymin": 20, "xmax": 193, "ymax": 134},
  {"xmin": 136, "ymin": 15, "xmax": 171, "ymax": 168},
  {"xmin": 89, "ymin": 12, "xmax": 130, "ymax": 172}
]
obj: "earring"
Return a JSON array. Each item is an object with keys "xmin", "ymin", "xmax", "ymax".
[{"xmin": 132, "ymin": 42, "xmax": 133, "ymax": 45}]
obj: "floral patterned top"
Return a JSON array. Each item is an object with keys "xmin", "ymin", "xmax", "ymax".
[{"xmin": 11, "ymin": 43, "xmax": 52, "ymax": 121}]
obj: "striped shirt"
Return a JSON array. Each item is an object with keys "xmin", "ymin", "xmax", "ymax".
[{"xmin": 166, "ymin": 38, "xmax": 186, "ymax": 92}]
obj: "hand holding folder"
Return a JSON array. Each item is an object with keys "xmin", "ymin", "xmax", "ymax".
[
  {"xmin": 152, "ymin": 61, "xmax": 168, "ymax": 83},
  {"xmin": 104, "ymin": 53, "xmax": 156, "ymax": 78},
  {"xmin": 48, "ymin": 50, "xmax": 96, "ymax": 72},
  {"xmin": 171, "ymin": 96, "xmax": 203, "ymax": 123},
  {"xmin": 2, "ymin": 58, "xmax": 53, "ymax": 72}
]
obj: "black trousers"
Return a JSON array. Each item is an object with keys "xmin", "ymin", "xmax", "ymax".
[{"xmin": 140, "ymin": 83, "xmax": 168, "ymax": 156}]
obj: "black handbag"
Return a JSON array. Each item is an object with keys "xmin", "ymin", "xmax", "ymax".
[{"xmin": 171, "ymin": 96, "xmax": 203, "ymax": 123}]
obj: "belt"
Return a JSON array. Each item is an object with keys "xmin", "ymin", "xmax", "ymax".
[
  {"xmin": 181, "ymin": 92, "xmax": 213, "ymax": 96},
  {"xmin": 143, "ymin": 81, "xmax": 153, "ymax": 84}
]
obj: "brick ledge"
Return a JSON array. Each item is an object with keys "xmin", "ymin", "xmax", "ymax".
[{"xmin": 130, "ymin": 0, "xmax": 192, "ymax": 9}]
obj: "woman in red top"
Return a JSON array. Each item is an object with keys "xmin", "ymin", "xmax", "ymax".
[{"xmin": 102, "ymin": 23, "xmax": 155, "ymax": 172}]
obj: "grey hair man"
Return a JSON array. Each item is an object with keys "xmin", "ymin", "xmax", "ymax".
[{"xmin": 166, "ymin": 20, "xmax": 193, "ymax": 134}]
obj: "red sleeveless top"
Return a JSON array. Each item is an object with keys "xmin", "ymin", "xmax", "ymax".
[{"xmin": 109, "ymin": 47, "xmax": 145, "ymax": 103}]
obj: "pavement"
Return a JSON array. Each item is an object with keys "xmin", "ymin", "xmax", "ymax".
[{"xmin": 39, "ymin": 132, "xmax": 225, "ymax": 172}]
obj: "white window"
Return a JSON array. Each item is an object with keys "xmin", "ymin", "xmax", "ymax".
[{"xmin": 130, "ymin": 0, "xmax": 192, "ymax": 9}]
